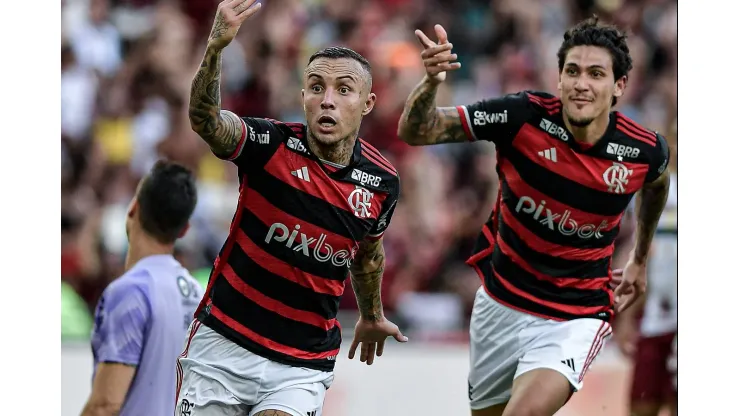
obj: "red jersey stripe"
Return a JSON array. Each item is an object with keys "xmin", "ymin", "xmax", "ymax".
[
  {"xmin": 616, "ymin": 121, "xmax": 657, "ymax": 146},
  {"xmin": 210, "ymin": 305, "xmax": 341, "ymax": 360},
  {"xmin": 222, "ymin": 263, "xmax": 339, "ymax": 331},
  {"xmin": 360, "ymin": 139, "xmax": 396, "ymax": 173},
  {"xmin": 496, "ymin": 234, "xmax": 611, "ymax": 290},
  {"xmin": 361, "ymin": 150, "xmax": 396, "ymax": 176},
  {"xmin": 234, "ymin": 229, "xmax": 345, "ymax": 296},
  {"xmin": 456, "ymin": 106, "xmax": 476, "ymax": 141},
  {"xmin": 510, "ymin": 124, "xmax": 649, "ymax": 194},
  {"xmin": 492, "ymin": 268, "xmax": 607, "ymax": 316},
  {"xmin": 243, "ymin": 187, "xmax": 357, "ymax": 250},
  {"xmin": 617, "ymin": 114, "xmax": 656, "ymax": 137},
  {"xmin": 499, "ymin": 159, "xmax": 623, "ymax": 228},
  {"xmin": 499, "ymin": 202, "xmax": 615, "ymax": 261},
  {"xmin": 263, "ymin": 146, "xmax": 387, "ymax": 220},
  {"xmin": 226, "ymin": 118, "xmax": 249, "ymax": 161}
]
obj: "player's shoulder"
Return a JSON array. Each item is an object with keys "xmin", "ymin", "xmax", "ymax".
[
  {"xmin": 520, "ymin": 90, "xmax": 563, "ymax": 115},
  {"xmin": 355, "ymin": 139, "xmax": 400, "ymax": 191},
  {"xmin": 240, "ymin": 116, "xmax": 307, "ymax": 145},
  {"xmin": 611, "ymin": 111, "xmax": 664, "ymax": 150},
  {"xmin": 103, "ymin": 269, "xmax": 152, "ymax": 304}
]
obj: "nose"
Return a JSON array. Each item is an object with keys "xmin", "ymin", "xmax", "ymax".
[
  {"xmin": 321, "ymin": 89, "xmax": 336, "ymax": 110},
  {"xmin": 573, "ymin": 74, "xmax": 589, "ymax": 92}
]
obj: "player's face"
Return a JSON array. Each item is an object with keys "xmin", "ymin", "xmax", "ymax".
[
  {"xmin": 558, "ymin": 46, "xmax": 626, "ymax": 127},
  {"xmin": 302, "ymin": 58, "xmax": 376, "ymax": 146}
]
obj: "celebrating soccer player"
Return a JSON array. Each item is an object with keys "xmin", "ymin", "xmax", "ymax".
[
  {"xmin": 397, "ymin": 17, "xmax": 671, "ymax": 416},
  {"xmin": 177, "ymin": 1, "xmax": 405, "ymax": 415}
]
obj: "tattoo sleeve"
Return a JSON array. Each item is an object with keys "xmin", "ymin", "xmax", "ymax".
[
  {"xmin": 188, "ymin": 46, "xmax": 244, "ymax": 159},
  {"xmin": 397, "ymin": 77, "xmax": 468, "ymax": 146},
  {"xmin": 633, "ymin": 170, "xmax": 671, "ymax": 264},
  {"xmin": 349, "ymin": 238, "xmax": 386, "ymax": 322}
]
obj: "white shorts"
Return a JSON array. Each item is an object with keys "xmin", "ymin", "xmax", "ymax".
[
  {"xmin": 175, "ymin": 320, "xmax": 334, "ymax": 416},
  {"xmin": 468, "ymin": 287, "xmax": 612, "ymax": 410}
]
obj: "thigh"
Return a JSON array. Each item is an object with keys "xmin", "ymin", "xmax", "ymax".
[
  {"xmin": 176, "ymin": 371, "xmax": 247, "ymax": 416},
  {"xmin": 250, "ymin": 381, "xmax": 327, "ymax": 416},
  {"xmin": 515, "ymin": 318, "xmax": 612, "ymax": 393},
  {"xmin": 468, "ymin": 288, "xmax": 537, "ymax": 411}
]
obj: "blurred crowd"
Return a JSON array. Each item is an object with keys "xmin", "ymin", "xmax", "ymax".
[{"xmin": 61, "ymin": 0, "xmax": 677, "ymax": 339}]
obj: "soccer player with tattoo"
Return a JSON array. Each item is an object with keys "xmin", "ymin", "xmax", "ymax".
[
  {"xmin": 175, "ymin": 1, "xmax": 406, "ymax": 415},
  {"xmin": 397, "ymin": 17, "xmax": 671, "ymax": 416}
]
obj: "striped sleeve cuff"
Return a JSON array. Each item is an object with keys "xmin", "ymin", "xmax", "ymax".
[
  {"xmin": 225, "ymin": 118, "xmax": 249, "ymax": 161},
  {"xmin": 456, "ymin": 106, "xmax": 477, "ymax": 142}
]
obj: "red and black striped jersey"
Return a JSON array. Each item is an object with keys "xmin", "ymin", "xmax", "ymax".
[
  {"xmin": 194, "ymin": 117, "xmax": 400, "ymax": 372},
  {"xmin": 457, "ymin": 91, "xmax": 670, "ymax": 323}
]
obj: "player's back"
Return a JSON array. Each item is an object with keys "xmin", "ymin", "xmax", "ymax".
[{"xmin": 91, "ymin": 255, "xmax": 203, "ymax": 416}]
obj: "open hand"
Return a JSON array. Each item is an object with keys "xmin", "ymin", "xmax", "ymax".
[
  {"xmin": 414, "ymin": 24, "xmax": 461, "ymax": 84},
  {"xmin": 208, "ymin": 0, "xmax": 263, "ymax": 50},
  {"xmin": 348, "ymin": 317, "xmax": 408, "ymax": 365},
  {"xmin": 612, "ymin": 260, "xmax": 648, "ymax": 313}
]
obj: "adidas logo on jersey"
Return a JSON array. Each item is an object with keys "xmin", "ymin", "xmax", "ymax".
[
  {"xmin": 538, "ymin": 148, "xmax": 557, "ymax": 162},
  {"xmin": 539, "ymin": 119, "xmax": 569, "ymax": 142},
  {"xmin": 351, "ymin": 169, "xmax": 381, "ymax": 187},
  {"xmin": 291, "ymin": 166, "xmax": 311, "ymax": 182},
  {"xmin": 287, "ymin": 137, "xmax": 308, "ymax": 153},
  {"xmin": 606, "ymin": 142, "xmax": 640, "ymax": 159}
]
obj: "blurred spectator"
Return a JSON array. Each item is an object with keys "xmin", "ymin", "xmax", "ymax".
[{"xmin": 61, "ymin": 0, "xmax": 677, "ymax": 335}]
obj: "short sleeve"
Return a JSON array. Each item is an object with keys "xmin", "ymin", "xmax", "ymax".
[
  {"xmin": 218, "ymin": 117, "xmax": 286, "ymax": 169},
  {"xmin": 91, "ymin": 280, "xmax": 151, "ymax": 366},
  {"xmin": 366, "ymin": 182, "xmax": 400, "ymax": 240},
  {"xmin": 456, "ymin": 91, "xmax": 531, "ymax": 147},
  {"xmin": 645, "ymin": 133, "xmax": 670, "ymax": 183}
]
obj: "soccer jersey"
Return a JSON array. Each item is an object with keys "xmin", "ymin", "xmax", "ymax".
[
  {"xmin": 458, "ymin": 91, "xmax": 670, "ymax": 323},
  {"xmin": 195, "ymin": 118, "xmax": 400, "ymax": 372},
  {"xmin": 91, "ymin": 255, "xmax": 203, "ymax": 416}
]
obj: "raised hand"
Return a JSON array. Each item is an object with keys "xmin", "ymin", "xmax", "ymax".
[
  {"xmin": 208, "ymin": 0, "xmax": 263, "ymax": 50},
  {"xmin": 414, "ymin": 24, "xmax": 462, "ymax": 84}
]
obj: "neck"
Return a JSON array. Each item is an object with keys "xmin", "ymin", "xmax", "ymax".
[
  {"xmin": 125, "ymin": 232, "xmax": 175, "ymax": 272},
  {"xmin": 563, "ymin": 111, "xmax": 611, "ymax": 145},
  {"xmin": 307, "ymin": 132, "xmax": 355, "ymax": 166}
]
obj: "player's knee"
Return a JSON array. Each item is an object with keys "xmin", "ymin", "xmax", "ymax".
[{"xmin": 252, "ymin": 410, "xmax": 295, "ymax": 416}]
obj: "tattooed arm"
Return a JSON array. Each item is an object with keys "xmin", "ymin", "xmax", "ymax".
[
  {"xmin": 397, "ymin": 77, "xmax": 468, "ymax": 146},
  {"xmin": 188, "ymin": 0, "xmax": 262, "ymax": 158},
  {"xmin": 349, "ymin": 238, "xmax": 386, "ymax": 321},
  {"xmin": 631, "ymin": 169, "xmax": 671, "ymax": 265}
]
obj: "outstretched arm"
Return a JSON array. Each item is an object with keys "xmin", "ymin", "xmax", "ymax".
[{"xmin": 188, "ymin": 0, "xmax": 262, "ymax": 158}]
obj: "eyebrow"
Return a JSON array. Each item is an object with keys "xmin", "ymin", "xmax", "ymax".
[
  {"xmin": 306, "ymin": 73, "xmax": 358, "ymax": 83},
  {"xmin": 565, "ymin": 63, "xmax": 608, "ymax": 70}
]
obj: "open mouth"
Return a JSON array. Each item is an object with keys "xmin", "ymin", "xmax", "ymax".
[{"xmin": 318, "ymin": 115, "xmax": 337, "ymax": 128}]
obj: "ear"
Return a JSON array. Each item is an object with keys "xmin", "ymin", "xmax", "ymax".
[
  {"xmin": 362, "ymin": 92, "xmax": 377, "ymax": 116},
  {"xmin": 127, "ymin": 199, "xmax": 138, "ymax": 219},
  {"xmin": 557, "ymin": 74, "xmax": 563, "ymax": 93},
  {"xmin": 301, "ymin": 89, "xmax": 306, "ymax": 113},
  {"xmin": 178, "ymin": 222, "xmax": 190, "ymax": 239},
  {"xmin": 613, "ymin": 75, "xmax": 627, "ymax": 99}
]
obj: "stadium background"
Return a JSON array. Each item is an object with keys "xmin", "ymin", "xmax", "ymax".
[{"xmin": 60, "ymin": 0, "xmax": 677, "ymax": 414}]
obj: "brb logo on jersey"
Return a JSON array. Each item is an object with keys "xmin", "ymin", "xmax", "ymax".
[
  {"xmin": 287, "ymin": 137, "xmax": 308, "ymax": 154},
  {"xmin": 473, "ymin": 110, "xmax": 508, "ymax": 125},
  {"xmin": 348, "ymin": 186, "xmax": 374, "ymax": 218},
  {"xmin": 515, "ymin": 196, "xmax": 608, "ymax": 239},
  {"xmin": 539, "ymin": 119, "xmax": 569, "ymax": 142},
  {"xmin": 602, "ymin": 162, "xmax": 633, "ymax": 194},
  {"xmin": 265, "ymin": 222, "xmax": 356, "ymax": 267},
  {"xmin": 351, "ymin": 169, "xmax": 382, "ymax": 187},
  {"xmin": 606, "ymin": 142, "xmax": 640, "ymax": 159}
]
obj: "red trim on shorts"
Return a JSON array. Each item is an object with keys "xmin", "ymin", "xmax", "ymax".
[
  {"xmin": 175, "ymin": 321, "xmax": 202, "ymax": 408},
  {"xmin": 578, "ymin": 322, "xmax": 612, "ymax": 382}
]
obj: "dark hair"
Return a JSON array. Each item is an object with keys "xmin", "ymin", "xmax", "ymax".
[
  {"xmin": 307, "ymin": 46, "xmax": 373, "ymax": 84},
  {"xmin": 557, "ymin": 16, "xmax": 633, "ymax": 106},
  {"xmin": 137, "ymin": 160, "xmax": 197, "ymax": 244}
]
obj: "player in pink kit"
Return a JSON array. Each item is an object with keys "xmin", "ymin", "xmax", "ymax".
[{"xmin": 614, "ymin": 120, "xmax": 677, "ymax": 416}]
